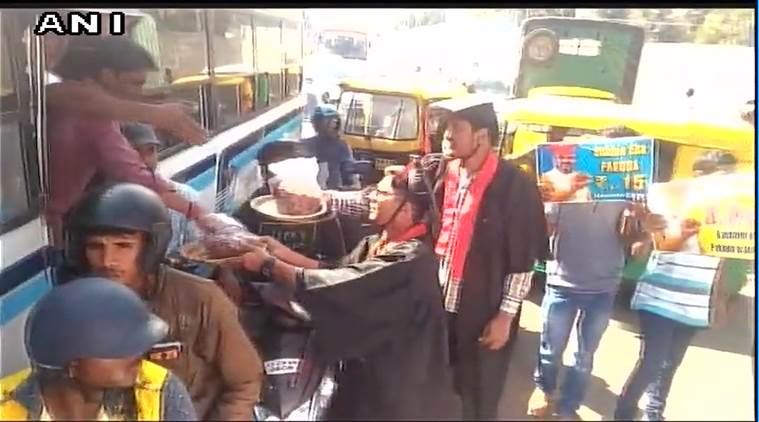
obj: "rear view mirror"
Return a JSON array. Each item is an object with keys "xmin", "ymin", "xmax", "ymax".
[{"xmin": 343, "ymin": 160, "xmax": 374, "ymax": 176}]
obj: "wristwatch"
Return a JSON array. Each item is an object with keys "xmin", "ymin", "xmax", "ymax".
[{"xmin": 260, "ymin": 256, "xmax": 277, "ymax": 280}]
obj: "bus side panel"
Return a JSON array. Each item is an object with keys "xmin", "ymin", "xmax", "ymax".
[
  {"xmin": 218, "ymin": 111, "xmax": 303, "ymax": 213},
  {"xmin": 171, "ymin": 156, "xmax": 219, "ymax": 213},
  {"xmin": 0, "ymin": 267, "xmax": 54, "ymax": 376}
]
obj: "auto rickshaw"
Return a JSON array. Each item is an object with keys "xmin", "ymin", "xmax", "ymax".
[
  {"xmin": 336, "ymin": 76, "xmax": 468, "ymax": 181},
  {"xmin": 498, "ymin": 94, "xmax": 755, "ymax": 183},
  {"xmin": 496, "ymin": 94, "xmax": 755, "ymax": 297},
  {"xmin": 170, "ymin": 68, "xmax": 256, "ymax": 126}
]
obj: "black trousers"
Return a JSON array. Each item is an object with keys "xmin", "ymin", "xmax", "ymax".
[{"xmin": 448, "ymin": 310, "xmax": 521, "ymax": 420}]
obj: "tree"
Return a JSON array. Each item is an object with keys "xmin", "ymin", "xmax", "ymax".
[
  {"xmin": 695, "ymin": 9, "xmax": 754, "ymax": 45},
  {"xmin": 526, "ymin": 9, "xmax": 575, "ymax": 19},
  {"xmin": 595, "ymin": 9, "xmax": 631, "ymax": 20}
]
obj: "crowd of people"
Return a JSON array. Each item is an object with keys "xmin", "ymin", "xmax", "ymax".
[{"xmin": 0, "ymin": 33, "xmax": 752, "ymax": 422}]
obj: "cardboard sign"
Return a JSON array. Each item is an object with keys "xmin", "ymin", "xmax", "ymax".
[
  {"xmin": 536, "ymin": 136, "xmax": 654, "ymax": 203},
  {"xmin": 647, "ymin": 172, "xmax": 755, "ymax": 260}
]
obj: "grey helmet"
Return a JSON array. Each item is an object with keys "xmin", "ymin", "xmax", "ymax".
[
  {"xmin": 65, "ymin": 183, "xmax": 172, "ymax": 274},
  {"xmin": 25, "ymin": 277, "xmax": 168, "ymax": 369}
]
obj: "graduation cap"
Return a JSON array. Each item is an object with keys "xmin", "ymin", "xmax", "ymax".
[{"xmin": 429, "ymin": 95, "xmax": 499, "ymax": 144}]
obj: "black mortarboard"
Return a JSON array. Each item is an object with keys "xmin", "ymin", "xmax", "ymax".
[{"xmin": 429, "ymin": 95, "xmax": 500, "ymax": 144}]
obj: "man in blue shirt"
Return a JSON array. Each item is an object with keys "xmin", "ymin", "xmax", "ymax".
[
  {"xmin": 529, "ymin": 200, "xmax": 647, "ymax": 420},
  {"xmin": 121, "ymin": 123, "xmax": 200, "ymax": 258},
  {"xmin": 301, "ymin": 104, "xmax": 358, "ymax": 190}
]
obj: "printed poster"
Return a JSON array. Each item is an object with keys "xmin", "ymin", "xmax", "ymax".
[
  {"xmin": 647, "ymin": 172, "xmax": 755, "ymax": 260},
  {"xmin": 536, "ymin": 136, "xmax": 654, "ymax": 203}
]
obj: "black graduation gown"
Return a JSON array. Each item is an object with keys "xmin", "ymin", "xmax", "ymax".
[
  {"xmin": 433, "ymin": 159, "xmax": 549, "ymax": 419},
  {"xmin": 294, "ymin": 235, "xmax": 460, "ymax": 420}
]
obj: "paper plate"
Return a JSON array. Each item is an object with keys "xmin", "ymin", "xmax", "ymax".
[
  {"xmin": 179, "ymin": 242, "xmax": 243, "ymax": 266},
  {"xmin": 249, "ymin": 195, "xmax": 327, "ymax": 222}
]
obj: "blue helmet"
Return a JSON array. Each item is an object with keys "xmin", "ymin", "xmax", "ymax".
[
  {"xmin": 65, "ymin": 183, "xmax": 172, "ymax": 275},
  {"xmin": 25, "ymin": 277, "xmax": 168, "ymax": 369},
  {"xmin": 311, "ymin": 104, "xmax": 339, "ymax": 123}
]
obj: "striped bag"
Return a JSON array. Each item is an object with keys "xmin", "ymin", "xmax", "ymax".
[{"xmin": 630, "ymin": 251, "xmax": 724, "ymax": 328}]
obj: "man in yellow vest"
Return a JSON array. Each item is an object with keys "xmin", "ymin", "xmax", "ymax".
[{"xmin": 0, "ymin": 277, "xmax": 196, "ymax": 420}]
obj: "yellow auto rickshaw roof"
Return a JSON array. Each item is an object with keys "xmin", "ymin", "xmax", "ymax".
[
  {"xmin": 171, "ymin": 72, "xmax": 253, "ymax": 87},
  {"xmin": 501, "ymin": 96, "xmax": 755, "ymax": 151},
  {"xmin": 339, "ymin": 76, "xmax": 468, "ymax": 100},
  {"xmin": 527, "ymin": 86, "xmax": 618, "ymax": 101}
]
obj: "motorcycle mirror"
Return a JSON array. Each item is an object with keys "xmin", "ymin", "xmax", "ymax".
[{"xmin": 343, "ymin": 160, "xmax": 374, "ymax": 176}]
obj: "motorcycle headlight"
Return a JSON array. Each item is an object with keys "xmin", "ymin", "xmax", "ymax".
[
  {"xmin": 253, "ymin": 405, "xmax": 279, "ymax": 421},
  {"xmin": 286, "ymin": 399, "xmax": 315, "ymax": 421},
  {"xmin": 254, "ymin": 371, "xmax": 337, "ymax": 421}
]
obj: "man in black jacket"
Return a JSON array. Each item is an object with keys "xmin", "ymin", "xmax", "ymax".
[
  {"xmin": 235, "ymin": 170, "xmax": 459, "ymax": 420},
  {"xmin": 429, "ymin": 96, "xmax": 549, "ymax": 419}
]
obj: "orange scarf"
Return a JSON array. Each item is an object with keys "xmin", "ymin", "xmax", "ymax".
[
  {"xmin": 370, "ymin": 223, "xmax": 428, "ymax": 257},
  {"xmin": 435, "ymin": 152, "xmax": 499, "ymax": 282}
]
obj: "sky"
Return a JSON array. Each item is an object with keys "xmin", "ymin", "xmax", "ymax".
[{"xmin": 305, "ymin": 9, "xmax": 409, "ymax": 33}]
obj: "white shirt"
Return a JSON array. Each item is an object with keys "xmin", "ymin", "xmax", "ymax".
[{"xmin": 543, "ymin": 168, "xmax": 592, "ymax": 202}]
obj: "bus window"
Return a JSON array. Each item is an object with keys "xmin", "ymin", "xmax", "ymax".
[
  {"xmin": 134, "ymin": 9, "xmax": 208, "ymax": 151},
  {"xmin": 283, "ymin": 20, "xmax": 302, "ymax": 99},
  {"xmin": 208, "ymin": 10, "xmax": 255, "ymax": 129},
  {"xmin": 253, "ymin": 13, "xmax": 283, "ymax": 107},
  {"xmin": 340, "ymin": 92, "xmax": 418, "ymax": 140},
  {"xmin": 1, "ymin": 17, "xmax": 39, "ymax": 234}
]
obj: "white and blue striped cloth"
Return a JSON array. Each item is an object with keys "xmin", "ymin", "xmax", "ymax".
[{"xmin": 630, "ymin": 251, "xmax": 722, "ymax": 327}]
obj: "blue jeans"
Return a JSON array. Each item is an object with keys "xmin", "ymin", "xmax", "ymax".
[
  {"xmin": 615, "ymin": 311, "xmax": 698, "ymax": 420},
  {"xmin": 533, "ymin": 285, "xmax": 617, "ymax": 415}
]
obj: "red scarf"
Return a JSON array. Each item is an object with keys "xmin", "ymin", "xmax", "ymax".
[
  {"xmin": 435, "ymin": 152, "xmax": 499, "ymax": 282},
  {"xmin": 370, "ymin": 223, "xmax": 428, "ymax": 257}
]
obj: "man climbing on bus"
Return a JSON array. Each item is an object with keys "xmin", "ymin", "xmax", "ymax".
[
  {"xmin": 41, "ymin": 31, "xmax": 207, "ymax": 145},
  {"xmin": 65, "ymin": 183, "xmax": 264, "ymax": 420},
  {"xmin": 0, "ymin": 277, "xmax": 197, "ymax": 421},
  {"xmin": 46, "ymin": 36, "xmax": 210, "ymax": 248}
]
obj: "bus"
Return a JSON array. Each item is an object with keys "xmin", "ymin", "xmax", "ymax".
[
  {"xmin": 317, "ymin": 28, "xmax": 369, "ymax": 61},
  {"xmin": 0, "ymin": 8, "xmax": 305, "ymax": 377}
]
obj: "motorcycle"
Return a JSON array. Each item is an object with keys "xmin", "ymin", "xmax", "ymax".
[
  {"xmin": 243, "ymin": 281, "xmax": 337, "ymax": 421},
  {"xmin": 249, "ymin": 161, "xmax": 375, "ymax": 420}
]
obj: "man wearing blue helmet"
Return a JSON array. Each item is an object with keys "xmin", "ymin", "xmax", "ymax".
[
  {"xmin": 302, "ymin": 104, "xmax": 359, "ymax": 190},
  {"xmin": 0, "ymin": 277, "xmax": 196, "ymax": 420},
  {"xmin": 65, "ymin": 183, "xmax": 263, "ymax": 420}
]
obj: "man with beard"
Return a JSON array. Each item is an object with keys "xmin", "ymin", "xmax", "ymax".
[
  {"xmin": 428, "ymin": 96, "xmax": 549, "ymax": 419},
  {"xmin": 64, "ymin": 183, "xmax": 263, "ymax": 420},
  {"xmin": 236, "ymin": 170, "xmax": 459, "ymax": 420},
  {"xmin": 540, "ymin": 143, "xmax": 592, "ymax": 203}
]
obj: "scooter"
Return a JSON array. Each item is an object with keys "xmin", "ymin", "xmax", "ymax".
[
  {"xmin": 243, "ymin": 281, "xmax": 337, "ymax": 421},
  {"xmin": 249, "ymin": 160, "xmax": 374, "ymax": 421}
]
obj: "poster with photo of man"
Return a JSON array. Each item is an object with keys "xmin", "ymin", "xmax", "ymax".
[{"xmin": 536, "ymin": 136, "xmax": 654, "ymax": 203}]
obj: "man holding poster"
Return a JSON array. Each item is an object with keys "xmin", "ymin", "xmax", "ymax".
[
  {"xmin": 616, "ymin": 150, "xmax": 753, "ymax": 420},
  {"xmin": 529, "ymin": 133, "xmax": 652, "ymax": 419}
]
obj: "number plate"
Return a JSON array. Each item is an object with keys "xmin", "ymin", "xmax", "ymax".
[{"xmin": 264, "ymin": 358, "xmax": 302, "ymax": 375}]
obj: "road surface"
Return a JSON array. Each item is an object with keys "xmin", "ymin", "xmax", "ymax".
[{"xmin": 498, "ymin": 280, "xmax": 755, "ymax": 420}]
